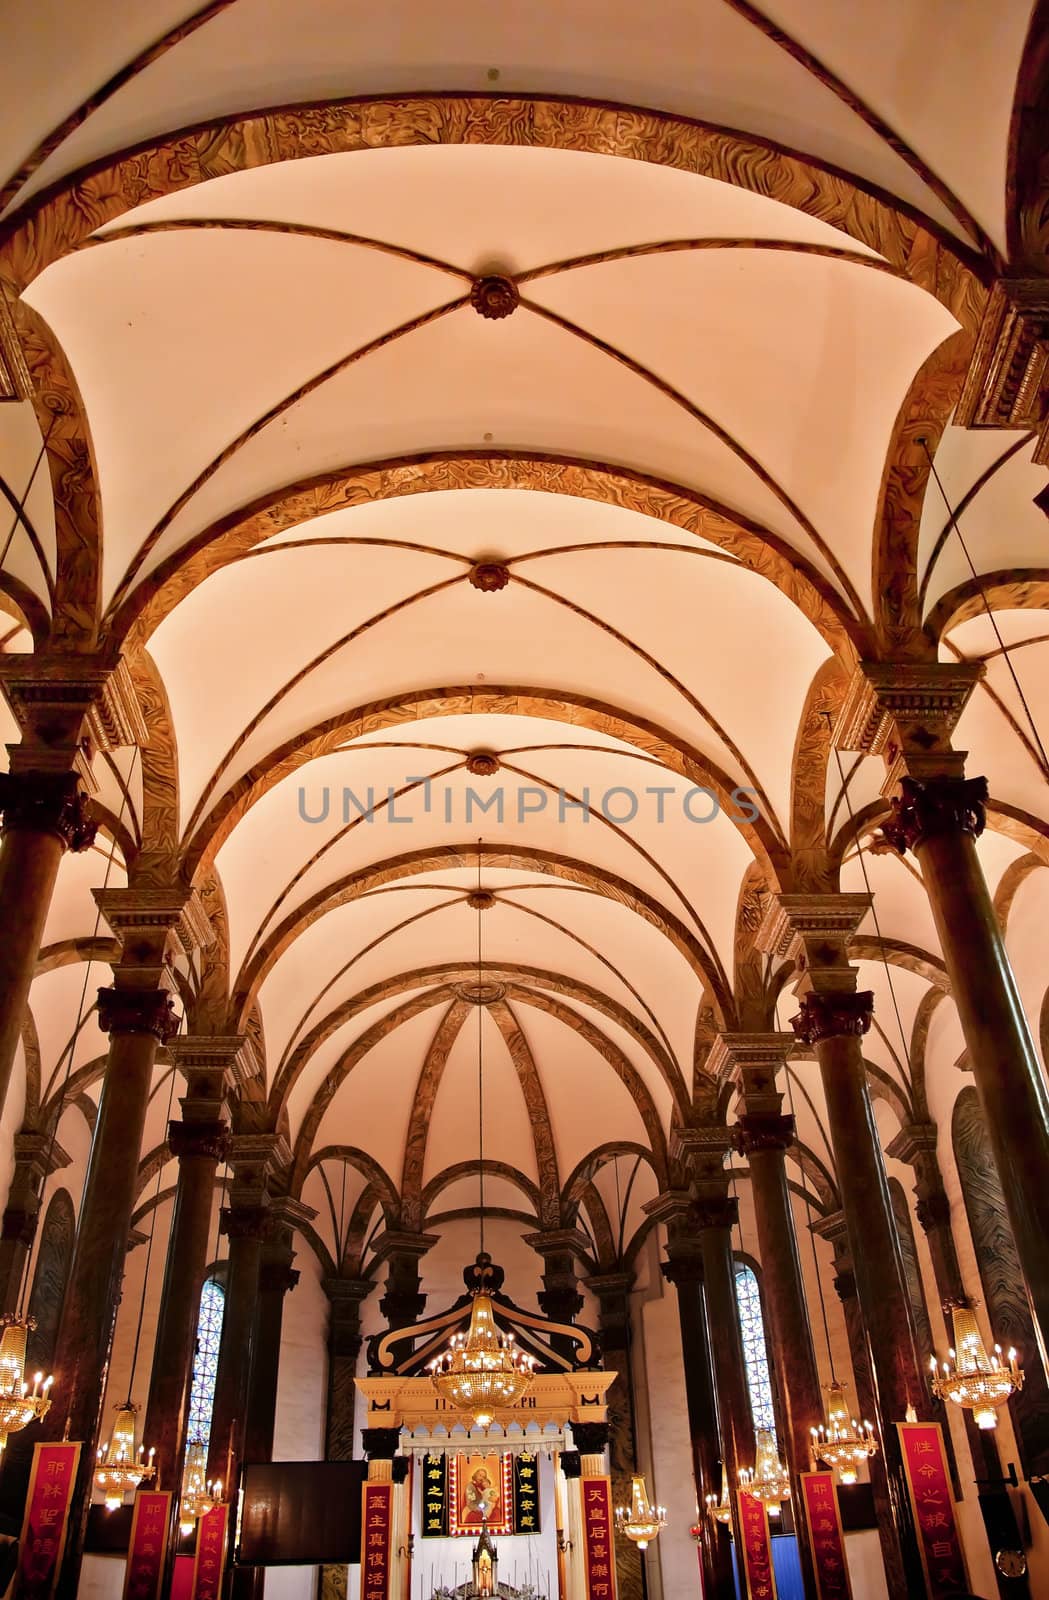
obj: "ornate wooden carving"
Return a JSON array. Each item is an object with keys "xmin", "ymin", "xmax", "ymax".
[
  {"xmin": 882, "ymin": 776, "xmax": 988, "ymax": 855},
  {"xmin": 0, "ymin": 772, "xmax": 96, "ymax": 851},
  {"xmin": 790, "ymin": 992, "xmax": 874, "ymax": 1046}
]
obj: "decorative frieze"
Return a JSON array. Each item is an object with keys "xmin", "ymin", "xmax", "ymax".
[
  {"xmin": 955, "ymin": 279, "xmax": 1049, "ymax": 463},
  {"xmin": 94, "ymin": 886, "xmax": 214, "ymax": 957},
  {"xmin": 756, "ymin": 893, "xmax": 870, "ymax": 964}
]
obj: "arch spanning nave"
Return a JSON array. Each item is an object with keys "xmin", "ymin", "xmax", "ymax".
[{"xmin": 0, "ymin": 3, "xmax": 1049, "ymax": 1598}]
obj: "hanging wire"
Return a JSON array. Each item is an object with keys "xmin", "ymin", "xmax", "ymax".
[
  {"xmin": 18, "ymin": 745, "xmax": 140, "ymax": 1315},
  {"xmin": 921, "ymin": 438, "xmax": 1049, "ymax": 777},
  {"xmin": 822, "ymin": 712, "xmax": 912, "ymax": 1071},
  {"xmin": 476, "ymin": 839, "xmax": 485, "ymax": 1259},
  {"xmin": 0, "ymin": 408, "xmax": 57, "ymax": 573},
  {"xmin": 125, "ymin": 1062, "xmax": 179, "ymax": 1403}
]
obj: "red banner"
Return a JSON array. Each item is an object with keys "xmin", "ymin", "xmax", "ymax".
[
  {"xmin": 800, "ymin": 1473, "xmax": 852, "ymax": 1600},
  {"xmin": 737, "ymin": 1489, "xmax": 778, "ymax": 1600},
  {"xmin": 17, "ymin": 1441, "xmax": 81, "ymax": 1599},
  {"xmin": 581, "ymin": 1477, "xmax": 616, "ymax": 1600},
  {"xmin": 171, "ymin": 1555, "xmax": 194, "ymax": 1600},
  {"xmin": 122, "ymin": 1490, "xmax": 172, "ymax": 1600},
  {"xmin": 190, "ymin": 1502, "xmax": 228, "ymax": 1600},
  {"xmin": 362, "ymin": 1480, "xmax": 394, "ymax": 1600},
  {"xmin": 897, "ymin": 1423, "xmax": 968, "ymax": 1597}
]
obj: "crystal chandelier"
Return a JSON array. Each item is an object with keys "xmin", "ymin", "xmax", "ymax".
[
  {"xmin": 931, "ymin": 1302, "xmax": 1023, "ymax": 1430},
  {"xmin": 179, "ymin": 1439, "xmax": 223, "ymax": 1536},
  {"xmin": 0, "ymin": 1316, "xmax": 52, "ymax": 1454},
  {"xmin": 704, "ymin": 1473, "xmax": 732, "ymax": 1527},
  {"xmin": 429, "ymin": 1292, "xmax": 536, "ymax": 1428},
  {"xmin": 810, "ymin": 1382, "xmax": 878, "ymax": 1483},
  {"xmin": 615, "ymin": 1475, "xmax": 666, "ymax": 1550},
  {"xmin": 428, "ymin": 860, "xmax": 537, "ymax": 1429},
  {"xmin": 738, "ymin": 1428, "xmax": 791, "ymax": 1509},
  {"xmin": 94, "ymin": 1402, "xmax": 156, "ymax": 1510}
]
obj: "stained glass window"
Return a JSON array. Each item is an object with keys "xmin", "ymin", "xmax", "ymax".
[
  {"xmin": 187, "ymin": 1277, "xmax": 225, "ymax": 1446},
  {"xmin": 734, "ymin": 1261, "xmax": 777, "ymax": 1434}
]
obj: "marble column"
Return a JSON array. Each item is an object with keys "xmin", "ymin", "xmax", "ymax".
[
  {"xmin": 646, "ymin": 1193, "xmax": 734, "ymax": 1598},
  {"xmin": 0, "ymin": 654, "xmax": 145, "ymax": 1123},
  {"xmin": 205, "ymin": 1136, "xmax": 286, "ymax": 1490},
  {"xmin": 0, "ymin": 1131, "xmax": 70, "ymax": 1312},
  {"xmin": 526, "ymin": 1227, "xmax": 586, "ymax": 1364},
  {"xmin": 587, "ymin": 1272, "xmax": 642, "ymax": 1600},
  {"xmin": 0, "ymin": 771, "xmax": 95, "ymax": 1119},
  {"xmin": 319, "ymin": 1276, "xmax": 373, "ymax": 1600},
  {"xmin": 760, "ymin": 894, "xmax": 932, "ymax": 1600},
  {"xmin": 143, "ymin": 1037, "xmax": 256, "ymax": 1494},
  {"xmin": 377, "ymin": 1230, "xmax": 437, "ymax": 1366},
  {"xmin": 842, "ymin": 662, "xmax": 1049, "ymax": 1367},
  {"xmin": 27, "ymin": 900, "xmax": 187, "ymax": 1597},
  {"xmin": 713, "ymin": 1033, "xmax": 822, "ymax": 1599}
]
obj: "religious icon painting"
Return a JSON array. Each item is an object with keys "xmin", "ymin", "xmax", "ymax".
[{"xmin": 448, "ymin": 1453, "xmax": 513, "ymax": 1537}]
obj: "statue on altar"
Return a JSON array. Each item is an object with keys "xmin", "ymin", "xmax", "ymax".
[{"xmin": 429, "ymin": 1519, "xmax": 549, "ymax": 1599}]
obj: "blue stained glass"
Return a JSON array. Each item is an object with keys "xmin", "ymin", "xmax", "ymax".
[
  {"xmin": 734, "ymin": 1262, "xmax": 777, "ymax": 1434},
  {"xmin": 187, "ymin": 1277, "xmax": 225, "ymax": 1446}
]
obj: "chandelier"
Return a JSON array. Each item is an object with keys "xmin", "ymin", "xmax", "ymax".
[
  {"xmin": 94, "ymin": 1402, "xmax": 156, "ymax": 1510},
  {"xmin": 429, "ymin": 857, "xmax": 537, "ymax": 1429},
  {"xmin": 615, "ymin": 1474, "xmax": 666, "ymax": 1550},
  {"xmin": 931, "ymin": 1302, "xmax": 1023, "ymax": 1430},
  {"xmin": 810, "ymin": 1382, "xmax": 878, "ymax": 1483},
  {"xmin": 738, "ymin": 1428, "xmax": 791, "ymax": 1510},
  {"xmin": 704, "ymin": 1473, "xmax": 732, "ymax": 1527},
  {"xmin": 429, "ymin": 1292, "xmax": 536, "ymax": 1428},
  {"xmin": 0, "ymin": 1316, "xmax": 52, "ymax": 1454},
  {"xmin": 179, "ymin": 1439, "xmax": 223, "ymax": 1536}
]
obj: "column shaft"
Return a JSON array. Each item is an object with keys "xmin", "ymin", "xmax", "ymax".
[
  {"xmin": 243, "ymin": 1255, "xmax": 298, "ymax": 1463},
  {"xmin": 144, "ymin": 1126, "xmax": 227, "ymax": 1490},
  {"xmin": 206, "ymin": 1210, "xmax": 265, "ymax": 1487},
  {"xmin": 0, "ymin": 773, "xmax": 95, "ymax": 1119},
  {"xmin": 901, "ymin": 806, "xmax": 1049, "ymax": 1365},
  {"xmin": 31, "ymin": 982, "xmax": 177, "ymax": 1597}
]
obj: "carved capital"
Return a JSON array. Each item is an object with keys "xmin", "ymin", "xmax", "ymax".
[
  {"xmin": 833, "ymin": 1267, "xmax": 857, "ymax": 1303},
  {"xmin": 259, "ymin": 1261, "xmax": 300, "ymax": 1296},
  {"xmin": 915, "ymin": 1191, "xmax": 953, "ymax": 1235},
  {"xmin": 95, "ymin": 886, "xmax": 214, "ymax": 958},
  {"xmin": 559, "ymin": 1451, "xmax": 582, "ymax": 1480},
  {"xmin": 692, "ymin": 1196, "xmax": 738, "ymax": 1233},
  {"xmin": 0, "ymin": 1206, "xmax": 39, "ymax": 1247},
  {"xmin": 882, "ymin": 775, "xmax": 987, "ymax": 855},
  {"xmin": 757, "ymin": 893, "xmax": 870, "ymax": 963},
  {"xmin": 791, "ymin": 991, "xmax": 873, "ymax": 1046},
  {"xmin": 220, "ymin": 1203, "xmax": 270, "ymax": 1242},
  {"xmin": 834, "ymin": 661, "xmax": 983, "ymax": 762},
  {"xmin": 168, "ymin": 1119, "xmax": 230, "ymax": 1164},
  {"xmin": 736, "ymin": 1113, "xmax": 795, "ymax": 1154},
  {"xmin": 97, "ymin": 985, "xmax": 178, "ymax": 1042},
  {"xmin": 0, "ymin": 654, "xmax": 146, "ymax": 754},
  {"xmin": 361, "ymin": 1426, "xmax": 401, "ymax": 1461},
  {"xmin": 0, "ymin": 770, "xmax": 96, "ymax": 851},
  {"xmin": 571, "ymin": 1421, "xmax": 609, "ymax": 1456}
]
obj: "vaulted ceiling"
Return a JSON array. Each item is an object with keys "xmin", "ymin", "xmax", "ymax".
[{"xmin": 1, "ymin": 0, "xmax": 1047, "ymax": 1290}]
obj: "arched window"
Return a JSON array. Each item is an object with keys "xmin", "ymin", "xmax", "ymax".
[
  {"xmin": 734, "ymin": 1261, "xmax": 777, "ymax": 1434},
  {"xmin": 187, "ymin": 1277, "xmax": 225, "ymax": 1446}
]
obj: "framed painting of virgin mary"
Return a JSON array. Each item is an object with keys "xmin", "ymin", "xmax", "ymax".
[{"xmin": 448, "ymin": 1453, "xmax": 513, "ymax": 1536}]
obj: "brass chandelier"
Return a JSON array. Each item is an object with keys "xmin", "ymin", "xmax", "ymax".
[
  {"xmin": 0, "ymin": 1315, "xmax": 52, "ymax": 1454},
  {"xmin": 94, "ymin": 1402, "xmax": 156, "ymax": 1510},
  {"xmin": 738, "ymin": 1427, "xmax": 791, "ymax": 1509},
  {"xmin": 704, "ymin": 1472, "xmax": 732, "ymax": 1527},
  {"xmin": 810, "ymin": 1381, "xmax": 878, "ymax": 1484},
  {"xmin": 615, "ymin": 1475, "xmax": 666, "ymax": 1550},
  {"xmin": 429, "ymin": 853, "xmax": 536, "ymax": 1429},
  {"xmin": 931, "ymin": 1302, "xmax": 1023, "ymax": 1430},
  {"xmin": 179, "ymin": 1439, "xmax": 223, "ymax": 1536}
]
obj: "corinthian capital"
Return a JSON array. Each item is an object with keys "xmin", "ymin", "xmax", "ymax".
[{"xmin": 0, "ymin": 770, "xmax": 96, "ymax": 851}]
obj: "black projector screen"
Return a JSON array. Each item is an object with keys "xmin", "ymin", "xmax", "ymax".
[{"xmin": 236, "ymin": 1461, "xmax": 366, "ymax": 1566}]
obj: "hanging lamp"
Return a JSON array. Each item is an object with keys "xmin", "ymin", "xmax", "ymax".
[
  {"xmin": 615, "ymin": 1475, "xmax": 666, "ymax": 1550},
  {"xmin": 931, "ymin": 1301, "xmax": 1023, "ymax": 1430},
  {"xmin": 429, "ymin": 847, "xmax": 536, "ymax": 1428},
  {"xmin": 0, "ymin": 1316, "xmax": 52, "ymax": 1454}
]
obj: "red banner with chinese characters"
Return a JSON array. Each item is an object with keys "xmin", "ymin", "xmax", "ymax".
[
  {"xmin": 361, "ymin": 1480, "xmax": 394, "ymax": 1600},
  {"xmin": 581, "ymin": 1476, "xmax": 617, "ymax": 1600},
  {"xmin": 800, "ymin": 1473, "xmax": 852, "ymax": 1600},
  {"xmin": 122, "ymin": 1490, "xmax": 172, "ymax": 1600},
  {"xmin": 190, "ymin": 1502, "xmax": 228, "ymax": 1600},
  {"xmin": 17, "ymin": 1441, "xmax": 81, "ymax": 1599},
  {"xmin": 897, "ymin": 1423, "xmax": 968, "ymax": 1597},
  {"xmin": 737, "ymin": 1489, "xmax": 779, "ymax": 1600}
]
